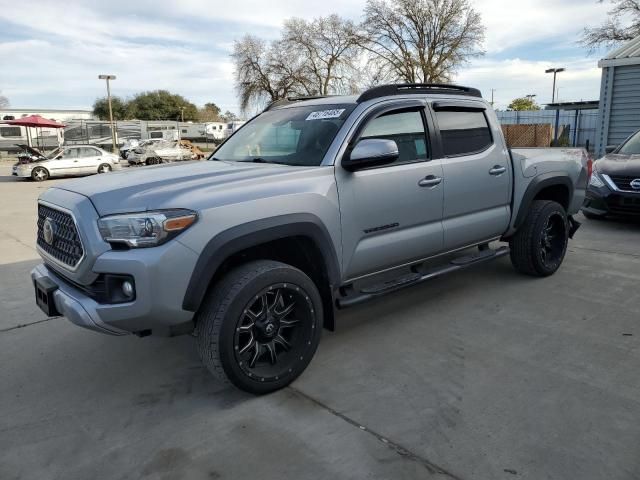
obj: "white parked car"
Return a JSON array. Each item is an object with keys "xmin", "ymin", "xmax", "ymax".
[
  {"xmin": 12, "ymin": 145, "xmax": 121, "ymax": 182},
  {"xmin": 127, "ymin": 140, "xmax": 196, "ymax": 165}
]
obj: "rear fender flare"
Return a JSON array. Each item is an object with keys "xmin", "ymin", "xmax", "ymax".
[{"xmin": 513, "ymin": 173, "xmax": 573, "ymax": 229}]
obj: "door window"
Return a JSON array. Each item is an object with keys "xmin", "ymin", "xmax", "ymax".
[
  {"xmin": 360, "ymin": 110, "xmax": 428, "ymax": 165},
  {"xmin": 78, "ymin": 147, "xmax": 99, "ymax": 157},
  {"xmin": 435, "ymin": 111, "xmax": 493, "ymax": 157},
  {"xmin": 63, "ymin": 148, "xmax": 80, "ymax": 159}
]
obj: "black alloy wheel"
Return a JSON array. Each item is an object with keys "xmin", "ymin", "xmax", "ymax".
[
  {"xmin": 234, "ymin": 284, "xmax": 315, "ymax": 382},
  {"xmin": 539, "ymin": 212, "xmax": 566, "ymax": 269},
  {"xmin": 196, "ymin": 260, "xmax": 323, "ymax": 394}
]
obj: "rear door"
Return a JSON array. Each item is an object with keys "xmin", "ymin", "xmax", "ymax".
[
  {"xmin": 431, "ymin": 102, "xmax": 512, "ymax": 250},
  {"xmin": 335, "ymin": 101, "xmax": 444, "ymax": 280},
  {"xmin": 76, "ymin": 147, "xmax": 103, "ymax": 173}
]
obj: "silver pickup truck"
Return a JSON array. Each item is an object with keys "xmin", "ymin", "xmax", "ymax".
[{"xmin": 31, "ymin": 84, "xmax": 591, "ymax": 394}]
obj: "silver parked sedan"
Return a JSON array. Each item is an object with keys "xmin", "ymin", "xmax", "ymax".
[{"xmin": 13, "ymin": 145, "xmax": 121, "ymax": 181}]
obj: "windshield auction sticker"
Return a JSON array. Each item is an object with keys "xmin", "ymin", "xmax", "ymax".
[{"xmin": 306, "ymin": 109, "xmax": 346, "ymax": 121}]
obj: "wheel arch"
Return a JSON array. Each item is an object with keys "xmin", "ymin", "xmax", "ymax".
[
  {"xmin": 182, "ymin": 214, "xmax": 340, "ymax": 330},
  {"xmin": 32, "ymin": 165, "xmax": 50, "ymax": 180},
  {"xmin": 513, "ymin": 173, "xmax": 573, "ymax": 229}
]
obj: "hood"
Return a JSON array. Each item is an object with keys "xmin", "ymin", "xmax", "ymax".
[
  {"xmin": 595, "ymin": 154, "xmax": 640, "ymax": 177},
  {"xmin": 52, "ymin": 160, "xmax": 325, "ymax": 216}
]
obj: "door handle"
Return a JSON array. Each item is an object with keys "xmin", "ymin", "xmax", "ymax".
[
  {"xmin": 489, "ymin": 165, "xmax": 506, "ymax": 176},
  {"xmin": 418, "ymin": 175, "xmax": 442, "ymax": 188}
]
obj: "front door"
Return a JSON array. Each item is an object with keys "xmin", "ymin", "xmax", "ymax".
[
  {"xmin": 336, "ymin": 103, "xmax": 444, "ymax": 280},
  {"xmin": 432, "ymin": 106, "xmax": 512, "ymax": 250},
  {"xmin": 47, "ymin": 147, "xmax": 82, "ymax": 176}
]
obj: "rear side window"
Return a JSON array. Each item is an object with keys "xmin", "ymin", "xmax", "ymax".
[
  {"xmin": 0, "ymin": 127, "xmax": 22, "ymax": 137},
  {"xmin": 436, "ymin": 111, "xmax": 492, "ymax": 156},
  {"xmin": 360, "ymin": 110, "xmax": 428, "ymax": 164}
]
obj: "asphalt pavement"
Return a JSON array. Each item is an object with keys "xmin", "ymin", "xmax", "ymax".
[{"xmin": 1, "ymin": 163, "xmax": 639, "ymax": 480}]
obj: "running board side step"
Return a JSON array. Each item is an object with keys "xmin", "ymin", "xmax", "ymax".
[{"xmin": 336, "ymin": 246, "xmax": 510, "ymax": 309}]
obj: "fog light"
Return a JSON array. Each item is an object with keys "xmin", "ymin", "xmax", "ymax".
[{"xmin": 122, "ymin": 280, "xmax": 135, "ymax": 298}]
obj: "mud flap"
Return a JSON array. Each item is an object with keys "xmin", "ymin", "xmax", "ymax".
[{"xmin": 568, "ymin": 215, "xmax": 581, "ymax": 239}]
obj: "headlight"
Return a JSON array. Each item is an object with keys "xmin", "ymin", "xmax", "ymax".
[
  {"xmin": 589, "ymin": 171, "xmax": 605, "ymax": 188},
  {"xmin": 98, "ymin": 209, "xmax": 197, "ymax": 248}
]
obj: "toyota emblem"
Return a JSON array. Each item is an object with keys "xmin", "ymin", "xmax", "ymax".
[{"xmin": 43, "ymin": 217, "xmax": 56, "ymax": 245}]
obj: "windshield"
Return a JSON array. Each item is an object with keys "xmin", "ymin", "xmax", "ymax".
[
  {"xmin": 212, "ymin": 104, "xmax": 355, "ymax": 166},
  {"xmin": 618, "ymin": 130, "xmax": 640, "ymax": 155}
]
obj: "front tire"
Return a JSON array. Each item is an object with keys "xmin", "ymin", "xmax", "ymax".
[
  {"xmin": 98, "ymin": 163, "xmax": 112, "ymax": 174},
  {"xmin": 509, "ymin": 200, "xmax": 569, "ymax": 277},
  {"xmin": 196, "ymin": 260, "xmax": 323, "ymax": 394},
  {"xmin": 31, "ymin": 166, "xmax": 49, "ymax": 182}
]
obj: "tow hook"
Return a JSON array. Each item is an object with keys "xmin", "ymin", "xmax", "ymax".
[{"xmin": 568, "ymin": 215, "xmax": 581, "ymax": 239}]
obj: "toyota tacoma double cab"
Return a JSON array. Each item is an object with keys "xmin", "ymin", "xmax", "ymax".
[{"xmin": 31, "ymin": 84, "xmax": 590, "ymax": 394}]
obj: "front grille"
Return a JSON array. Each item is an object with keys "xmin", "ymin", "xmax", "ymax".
[
  {"xmin": 609, "ymin": 175, "xmax": 640, "ymax": 192},
  {"xmin": 37, "ymin": 204, "xmax": 84, "ymax": 268}
]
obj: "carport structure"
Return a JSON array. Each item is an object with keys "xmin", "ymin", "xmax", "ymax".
[
  {"xmin": 5, "ymin": 114, "xmax": 65, "ymax": 150},
  {"xmin": 596, "ymin": 35, "xmax": 640, "ymax": 156}
]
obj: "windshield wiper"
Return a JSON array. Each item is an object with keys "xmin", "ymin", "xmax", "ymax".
[{"xmin": 238, "ymin": 157, "xmax": 288, "ymax": 165}]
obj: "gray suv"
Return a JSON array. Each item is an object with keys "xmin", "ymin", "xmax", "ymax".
[{"xmin": 32, "ymin": 84, "xmax": 590, "ymax": 393}]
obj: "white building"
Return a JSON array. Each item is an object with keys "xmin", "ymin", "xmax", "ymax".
[{"xmin": 1, "ymin": 108, "xmax": 94, "ymax": 123}]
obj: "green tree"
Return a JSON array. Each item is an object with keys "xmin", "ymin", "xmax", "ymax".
[
  {"xmin": 508, "ymin": 97, "xmax": 541, "ymax": 111},
  {"xmin": 92, "ymin": 96, "xmax": 128, "ymax": 120},
  {"xmin": 126, "ymin": 90, "xmax": 198, "ymax": 121},
  {"xmin": 198, "ymin": 102, "xmax": 222, "ymax": 122}
]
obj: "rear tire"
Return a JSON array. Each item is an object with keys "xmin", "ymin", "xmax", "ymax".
[
  {"xmin": 196, "ymin": 260, "xmax": 323, "ymax": 394},
  {"xmin": 31, "ymin": 166, "xmax": 49, "ymax": 182},
  {"xmin": 98, "ymin": 163, "xmax": 112, "ymax": 174},
  {"xmin": 509, "ymin": 200, "xmax": 569, "ymax": 277}
]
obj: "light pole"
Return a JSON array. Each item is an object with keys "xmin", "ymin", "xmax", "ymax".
[
  {"xmin": 180, "ymin": 106, "xmax": 185, "ymax": 123},
  {"xmin": 545, "ymin": 68, "xmax": 565, "ymax": 104},
  {"xmin": 98, "ymin": 74, "xmax": 117, "ymax": 152}
]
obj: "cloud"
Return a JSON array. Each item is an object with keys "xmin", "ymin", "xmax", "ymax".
[
  {"xmin": 456, "ymin": 57, "xmax": 602, "ymax": 108},
  {"xmin": 0, "ymin": 0, "xmax": 611, "ymax": 113}
]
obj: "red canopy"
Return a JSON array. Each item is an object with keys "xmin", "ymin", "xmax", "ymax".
[{"xmin": 5, "ymin": 114, "xmax": 65, "ymax": 128}]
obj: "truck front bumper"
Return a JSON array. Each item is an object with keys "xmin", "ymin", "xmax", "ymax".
[
  {"xmin": 31, "ymin": 238, "xmax": 199, "ymax": 336},
  {"xmin": 32, "ymin": 264, "xmax": 128, "ymax": 335}
]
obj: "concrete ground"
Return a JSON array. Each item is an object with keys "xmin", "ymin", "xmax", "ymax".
[{"xmin": 1, "ymin": 163, "xmax": 639, "ymax": 480}]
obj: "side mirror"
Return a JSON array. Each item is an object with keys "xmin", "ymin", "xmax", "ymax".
[
  {"xmin": 342, "ymin": 138, "xmax": 399, "ymax": 172},
  {"xmin": 605, "ymin": 145, "xmax": 617, "ymax": 154}
]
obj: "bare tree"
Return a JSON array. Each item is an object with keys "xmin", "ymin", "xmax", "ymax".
[
  {"xmin": 231, "ymin": 35, "xmax": 307, "ymax": 112},
  {"xmin": 0, "ymin": 91, "xmax": 9, "ymax": 109},
  {"xmin": 282, "ymin": 15, "xmax": 361, "ymax": 95},
  {"xmin": 581, "ymin": 1, "xmax": 640, "ymax": 50},
  {"xmin": 361, "ymin": 0, "xmax": 485, "ymax": 84}
]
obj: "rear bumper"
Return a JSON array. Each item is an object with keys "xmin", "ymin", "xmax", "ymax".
[{"xmin": 583, "ymin": 184, "xmax": 640, "ymax": 216}]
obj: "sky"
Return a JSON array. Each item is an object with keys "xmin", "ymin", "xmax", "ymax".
[{"xmin": 0, "ymin": 0, "xmax": 615, "ymax": 115}]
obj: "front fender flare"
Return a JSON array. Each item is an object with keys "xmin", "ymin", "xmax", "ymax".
[{"xmin": 181, "ymin": 213, "xmax": 340, "ymax": 313}]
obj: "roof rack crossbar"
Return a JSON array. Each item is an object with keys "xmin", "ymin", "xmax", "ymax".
[
  {"xmin": 263, "ymin": 95, "xmax": 335, "ymax": 111},
  {"xmin": 357, "ymin": 83, "xmax": 482, "ymax": 103}
]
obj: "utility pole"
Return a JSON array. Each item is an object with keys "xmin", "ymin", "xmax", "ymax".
[
  {"xmin": 98, "ymin": 74, "xmax": 117, "ymax": 152},
  {"xmin": 180, "ymin": 106, "xmax": 185, "ymax": 123},
  {"xmin": 545, "ymin": 68, "xmax": 565, "ymax": 104}
]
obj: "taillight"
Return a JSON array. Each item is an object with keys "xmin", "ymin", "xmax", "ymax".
[{"xmin": 587, "ymin": 155, "xmax": 593, "ymax": 180}]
